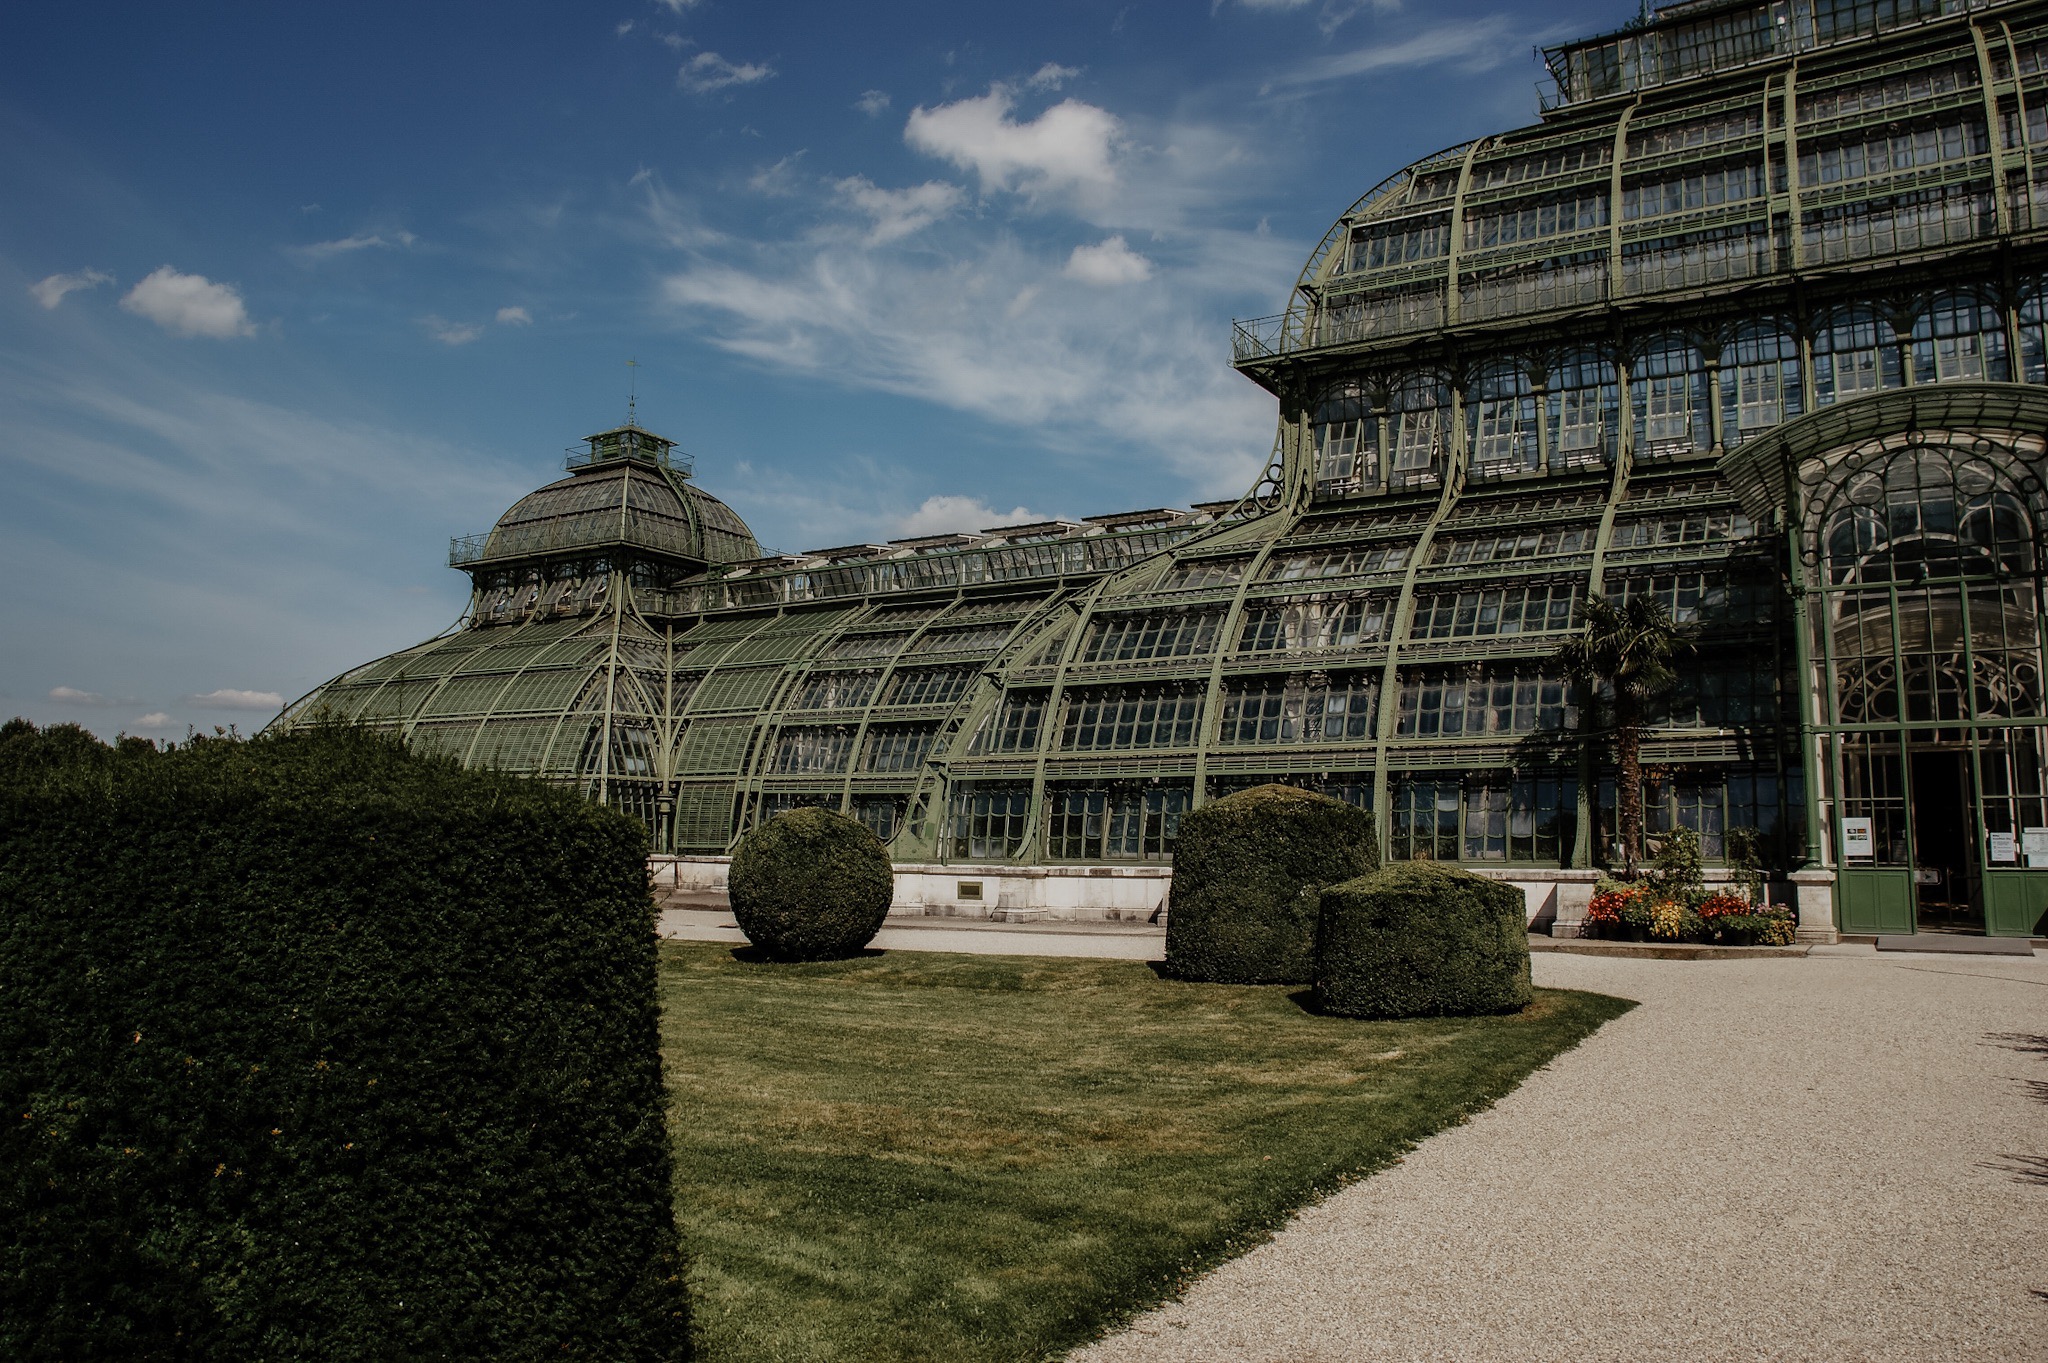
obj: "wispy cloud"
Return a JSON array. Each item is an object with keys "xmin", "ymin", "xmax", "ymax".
[
  {"xmin": 49, "ymin": 685, "xmax": 111, "ymax": 705},
  {"xmin": 835, "ymin": 177, "xmax": 966, "ymax": 245},
  {"xmin": 855, "ymin": 89, "xmax": 891, "ymax": 117},
  {"xmin": 187, "ymin": 688, "xmax": 284, "ymax": 709},
  {"xmin": 120, "ymin": 267, "xmax": 255, "ymax": 339},
  {"xmin": 289, "ymin": 230, "xmax": 417, "ymax": 262},
  {"xmin": 678, "ymin": 51, "xmax": 775, "ymax": 94},
  {"xmin": 421, "ymin": 315, "xmax": 483, "ymax": 346},
  {"xmin": 1027, "ymin": 63, "xmax": 1082, "ymax": 91},
  {"xmin": 653, "ymin": 0, "xmax": 699, "ymax": 9},
  {"xmin": 131, "ymin": 711, "xmax": 173, "ymax": 729},
  {"xmin": 30, "ymin": 269, "xmax": 113, "ymax": 310},
  {"xmin": 495, "ymin": 305, "xmax": 532, "ymax": 326},
  {"xmin": 749, "ymin": 151, "xmax": 808, "ymax": 197},
  {"xmin": 1273, "ymin": 15, "xmax": 1518, "ymax": 87}
]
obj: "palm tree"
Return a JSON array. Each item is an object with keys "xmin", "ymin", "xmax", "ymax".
[{"xmin": 1555, "ymin": 595, "xmax": 1688, "ymax": 877}]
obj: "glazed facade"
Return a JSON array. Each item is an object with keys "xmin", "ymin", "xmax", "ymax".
[{"xmin": 283, "ymin": 0, "xmax": 2048, "ymax": 936}]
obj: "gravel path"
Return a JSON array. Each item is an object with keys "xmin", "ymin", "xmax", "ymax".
[
  {"xmin": 1074, "ymin": 947, "xmax": 2048, "ymax": 1363},
  {"xmin": 657, "ymin": 907, "xmax": 1165, "ymax": 960}
]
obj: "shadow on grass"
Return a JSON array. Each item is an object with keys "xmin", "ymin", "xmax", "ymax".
[{"xmin": 727, "ymin": 944, "xmax": 887, "ymax": 965}]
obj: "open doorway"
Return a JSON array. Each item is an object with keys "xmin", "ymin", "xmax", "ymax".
[{"xmin": 1909, "ymin": 750, "xmax": 1982, "ymax": 932}]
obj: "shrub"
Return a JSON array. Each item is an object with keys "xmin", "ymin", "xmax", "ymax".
[
  {"xmin": 0, "ymin": 723, "xmax": 690, "ymax": 1362},
  {"xmin": 1314, "ymin": 862, "xmax": 1533, "ymax": 1019},
  {"xmin": 1164, "ymin": 785, "xmax": 1379, "ymax": 985},
  {"xmin": 727, "ymin": 807, "xmax": 894, "ymax": 961}
]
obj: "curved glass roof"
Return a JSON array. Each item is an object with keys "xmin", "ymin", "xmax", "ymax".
[{"xmin": 1233, "ymin": 0, "xmax": 2048, "ymax": 362}]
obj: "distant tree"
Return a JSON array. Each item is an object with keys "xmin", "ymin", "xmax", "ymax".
[{"xmin": 1554, "ymin": 595, "xmax": 1688, "ymax": 877}]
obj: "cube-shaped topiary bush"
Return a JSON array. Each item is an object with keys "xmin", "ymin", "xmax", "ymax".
[
  {"xmin": 0, "ymin": 722, "xmax": 690, "ymax": 1362},
  {"xmin": 1314, "ymin": 862, "xmax": 1533, "ymax": 1019},
  {"xmin": 1164, "ymin": 784, "xmax": 1379, "ymax": 985},
  {"xmin": 728, "ymin": 806, "xmax": 894, "ymax": 961}
]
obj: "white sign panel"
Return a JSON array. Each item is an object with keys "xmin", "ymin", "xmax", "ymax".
[
  {"xmin": 1841, "ymin": 818, "xmax": 1875, "ymax": 859},
  {"xmin": 2023, "ymin": 828, "xmax": 2048, "ymax": 868},
  {"xmin": 1989, "ymin": 831, "xmax": 2018, "ymax": 864}
]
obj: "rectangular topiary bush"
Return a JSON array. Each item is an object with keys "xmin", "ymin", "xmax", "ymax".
[
  {"xmin": 1314, "ymin": 862, "xmax": 1533, "ymax": 1019},
  {"xmin": 1164, "ymin": 784, "xmax": 1379, "ymax": 985},
  {"xmin": 0, "ymin": 723, "xmax": 690, "ymax": 1361}
]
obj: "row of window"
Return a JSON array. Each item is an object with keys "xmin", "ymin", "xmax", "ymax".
[
  {"xmin": 969, "ymin": 659, "xmax": 1783, "ymax": 755},
  {"xmin": 1312, "ymin": 286, "xmax": 2044, "ymax": 489},
  {"xmin": 771, "ymin": 724, "xmax": 938, "ymax": 773},
  {"xmin": 793, "ymin": 666, "xmax": 976, "ymax": 710},
  {"xmin": 945, "ymin": 766, "xmax": 1796, "ymax": 864}
]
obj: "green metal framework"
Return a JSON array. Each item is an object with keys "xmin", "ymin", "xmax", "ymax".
[{"xmin": 278, "ymin": 0, "xmax": 2048, "ymax": 934}]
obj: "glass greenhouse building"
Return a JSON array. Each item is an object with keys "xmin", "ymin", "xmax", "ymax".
[{"xmin": 282, "ymin": 0, "xmax": 2048, "ymax": 940}]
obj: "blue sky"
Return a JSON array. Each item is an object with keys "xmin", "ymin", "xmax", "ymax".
[{"xmin": 1, "ymin": 0, "xmax": 1620, "ymax": 738}]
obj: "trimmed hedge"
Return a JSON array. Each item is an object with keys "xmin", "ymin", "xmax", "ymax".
[
  {"xmin": 727, "ymin": 807, "xmax": 894, "ymax": 961},
  {"xmin": 0, "ymin": 723, "xmax": 690, "ymax": 1361},
  {"xmin": 1314, "ymin": 862, "xmax": 1533, "ymax": 1019},
  {"xmin": 1164, "ymin": 784, "xmax": 1379, "ymax": 985}
]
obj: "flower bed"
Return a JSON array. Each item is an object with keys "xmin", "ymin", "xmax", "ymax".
[{"xmin": 1582, "ymin": 881, "xmax": 1796, "ymax": 946}]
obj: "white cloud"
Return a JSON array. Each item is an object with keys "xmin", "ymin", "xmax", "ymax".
[
  {"xmin": 749, "ymin": 152, "xmax": 808, "ymax": 197},
  {"xmin": 678, "ymin": 51, "xmax": 775, "ymax": 94},
  {"xmin": 290, "ymin": 231, "xmax": 416, "ymax": 261},
  {"xmin": 49, "ymin": 685, "xmax": 108, "ymax": 704},
  {"xmin": 1275, "ymin": 16, "xmax": 1516, "ymax": 86},
  {"xmin": 421, "ymin": 315, "xmax": 483, "ymax": 346},
  {"xmin": 653, "ymin": 0, "xmax": 699, "ymax": 9},
  {"xmin": 660, "ymin": 32, "xmax": 686, "ymax": 50},
  {"xmin": 30, "ymin": 269, "xmax": 113, "ymax": 310},
  {"xmin": 119, "ymin": 267, "xmax": 256, "ymax": 339},
  {"xmin": 1064, "ymin": 235, "xmax": 1153, "ymax": 285},
  {"xmin": 495, "ymin": 306, "xmax": 532, "ymax": 326},
  {"xmin": 895, "ymin": 495, "xmax": 1041, "ymax": 539},
  {"xmin": 855, "ymin": 89, "xmax": 891, "ymax": 117},
  {"xmin": 132, "ymin": 712, "xmax": 174, "ymax": 730},
  {"xmin": 906, "ymin": 87, "xmax": 1122, "ymax": 199},
  {"xmin": 1027, "ymin": 63, "xmax": 1082, "ymax": 91},
  {"xmin": 616, "ymin": 19, "xmax": 636, "ymax": 35},
  {"xmin": 188, "ymin": 688, "xmax": 284, "ymax": 709},
  {"xmin": 836, "ymin": 177, "xmax": 966, "ymax": 245},
  {"xmin": 659, "ymin": 233, "xmax": 1280, "ymax": 495}
]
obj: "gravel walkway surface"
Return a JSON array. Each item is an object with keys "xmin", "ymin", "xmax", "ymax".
[
  {"xmin": 1074, "ymin": 947, "xmax": 2048, "ymax": 1363},
  {"xmin": 656, "ymin": 908, "xmax": 1166, "ymax": 960}
]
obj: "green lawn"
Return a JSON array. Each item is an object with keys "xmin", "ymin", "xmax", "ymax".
[{"xmin": 659, "ymin": 941, "xmax": 1629, "ymax": 1363}]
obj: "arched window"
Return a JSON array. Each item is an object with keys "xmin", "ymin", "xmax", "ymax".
[
  {"xmin": 1720, "ymin": 320, "xmax": 1803, "ymax": 446},
  {"xmin": 1812, "ymin": 306, "xmax": 1902, "ymax": 405},
  {"xmin": 2015, "ymin": 280, "xmax": 2048, "ymax": 385},
  {"xmin": 1546, "ymin": 348, "xmax": 1619, "ymax": 468},
  {"xmin": 1310, "ymin": 382, "xmax": 1377, "ymax": 493},
  {"xmin": 1911, "ymin": 288, "xmax": 2010, "ymax": 384},
  {"xmin": 1821, "ymin": 447, "xmax": 2035, "ymax": 586},
  {"xmin": 1387, "ymin": 371, "xmax": 1450, "ymax": 487},
  {"xmin": 1466, "ymin": 360, "xmax": 1539, "ymax": 479},
  {"xmin": 1630, "ymin": 335, "xmax": 1711, "ymax": 458},
  {"xmin": 1817, "ymin": 439, "xmax": 2045, "ymax": 729}
]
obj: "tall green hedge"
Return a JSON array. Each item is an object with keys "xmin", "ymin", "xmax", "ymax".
[
  {"xmin": 1314, "ymin": 862, "xmax": 1533, "ymax": 1019},
  {"xmin": 727, "ymin": 807, "xmax": 894, "ymax": 961},
  {"xmin": 1164, "ymin": 785, "xmax": 1379, "ymax": 985},
  {"xmin": 0, "ymin": 723, "xmax": 690, "ymax": 1361}
]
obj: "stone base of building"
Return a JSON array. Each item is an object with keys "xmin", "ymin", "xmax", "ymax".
[
  {"xmin": 649, "ymin": 858, "xmax": 1844, "ymax": 940},
  {"xmin": 648, "ymin": 857, "xmax": 1791, "ymax": 930}
]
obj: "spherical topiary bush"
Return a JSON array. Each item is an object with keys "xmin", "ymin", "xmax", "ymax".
[
  {"xmin": 1314, "ymin": 862, "xmax": 1533, "ymax": 1019},
  {"xmin": 1164, "ymin": 784, "xmax": 1379, "ymax": 985},
  {"xmin": 728, "ymin": 806, "xmax": 895, "ymax": 961}
]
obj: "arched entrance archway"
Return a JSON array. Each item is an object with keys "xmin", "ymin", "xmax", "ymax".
[{"xmin": 1721, "ymin": 385, "xmax": 2048, "ymax": 938}]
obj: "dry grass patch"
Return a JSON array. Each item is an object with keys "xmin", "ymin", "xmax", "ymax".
[{"xmin": 660, "ymin": 942, "xmax": 1628, "ymax": 1363}]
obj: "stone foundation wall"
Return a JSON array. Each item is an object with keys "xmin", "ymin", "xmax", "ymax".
[{"xmin": 649, "ymin": 857, "xmax": 1833, "ymax": 938}]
